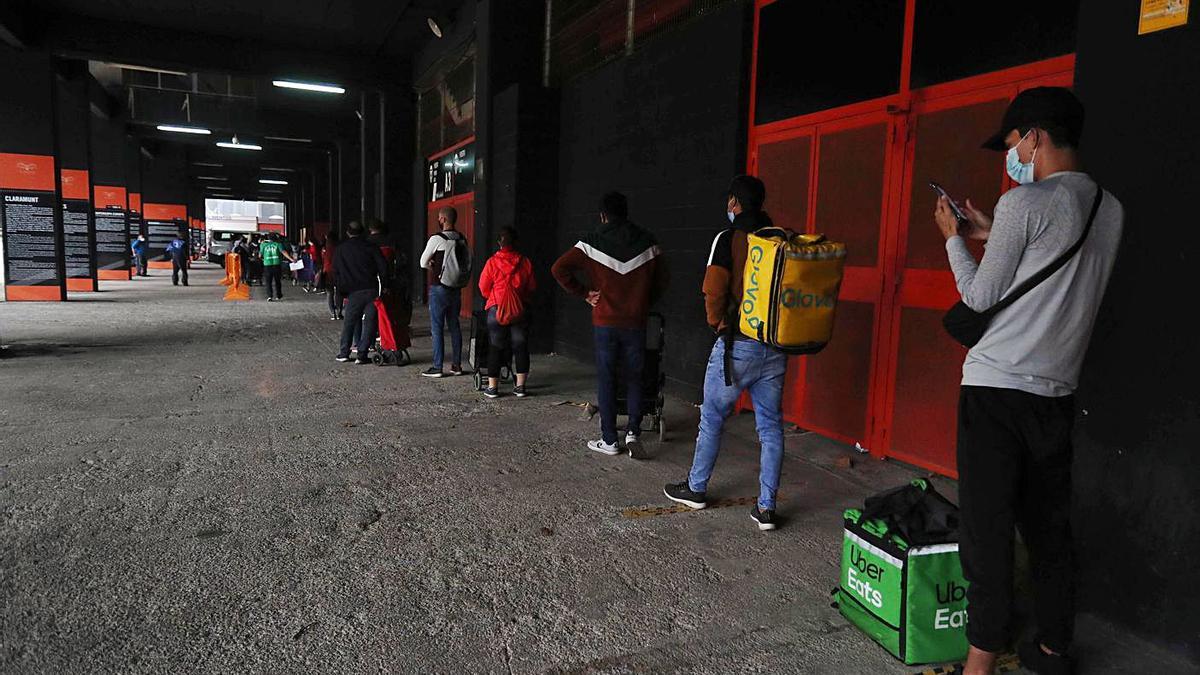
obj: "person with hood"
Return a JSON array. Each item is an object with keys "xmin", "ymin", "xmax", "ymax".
[
  {"xmin": 662, "ymin": 175, "xmax": 786, "ymax": 532},
  {"xmin": 552, "ymin": 192, "xmax": 667, "ymax": 459},
  {"xmin": 131, "ymin": 234, "xmax": 148, "ymax": 277},
  {"xmin": 477, "ymin": 227, "xmax": 537, "ymax": 399}
]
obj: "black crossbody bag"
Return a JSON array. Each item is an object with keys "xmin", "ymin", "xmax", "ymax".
[{"xmin": 943, "ymin": 187, "xmax": 1103, "ymax": 348}]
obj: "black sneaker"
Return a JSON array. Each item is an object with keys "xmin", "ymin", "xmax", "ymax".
[
  {"xmin": 335, "ymin": 356, "xmax": 350, "ymax": 363},
  {"xmin": 355, "ymin": 358, "xmax": 371, "ymax": 365},
  {"xmin": 1018, "ymin": 640, "xmax": 1073, "ymax": 675},
  {"xmin": 449, "ymin": 365, "xmax": 464, "ymax": 376},
  {"xmin": 751, "ymin": 506, "xmax": 777, "ymax": 531},
  {"xmin": 267, "ymin": 297, "xmax": 276, "ymax": 302},
  {"xmin": 512, "ymin": 385, "xmax": 527, "ymax": 398},
  {"xmin": 330, "ymin": 315, "xmax": 338, "ymax": 321},
  {"xmin": 663, "ymin": 482, "xmax": 707, "ymax": 510},
  {"xmin": 484, "ymin": 387, "xmax": 500, "ymax": 399},
  {"xmin": 421, "ymin": 367, "xmax": 444, "ymax": 378}
]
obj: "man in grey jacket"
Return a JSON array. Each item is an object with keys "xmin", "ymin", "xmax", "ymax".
[{"xmin": 934, "ymin": 88, "xmax": 1124, "ymax": 675}]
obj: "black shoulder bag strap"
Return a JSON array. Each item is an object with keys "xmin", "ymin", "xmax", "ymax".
[{"xmin": 986, "ymin": 186, "xmax": 1104, "ymax": 318}]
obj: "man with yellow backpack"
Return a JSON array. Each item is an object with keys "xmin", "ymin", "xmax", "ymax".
[{"xmin": 664, "ymin": 175, "xmax": 845, "ymax": 531}]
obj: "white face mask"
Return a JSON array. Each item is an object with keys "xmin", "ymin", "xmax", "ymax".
[{"xmin": 1005, "ymin": 130, "xmax": 1036, "ymax": 184}]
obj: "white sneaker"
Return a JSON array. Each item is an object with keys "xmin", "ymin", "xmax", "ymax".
[
  {"xmin": 625, "ymin": 432, "xmax": 645, "ymax": 460},
  {"xmin": 587, "ymin": 440, "xmax": 620, "ymax": 456}
]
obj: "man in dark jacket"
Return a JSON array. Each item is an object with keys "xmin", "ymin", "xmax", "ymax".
[
  {"xmin": 333, "ymin": 221, "xmax": 388, "ymax": 364},
  {"xmin": 165, "ymin": 230, "xmax": 189, "ymax": 287},
  {"xmin": 663, "ymin": 175, "xmax": 786, "ymax": 532},
  {"xmin": 552, "ymin": 192, "xmax": 667, "ymax": 459}
]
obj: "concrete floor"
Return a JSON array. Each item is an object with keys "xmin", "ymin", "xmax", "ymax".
[{"xmin": 0, "ymin": 264, "xmax": 1193, "ymax": 674}]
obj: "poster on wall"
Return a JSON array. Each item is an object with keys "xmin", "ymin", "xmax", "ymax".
[
  {"xmin": 1139, "ymin": 0, "xmax": 1189, "ymax": 34},
  {"xmin": 94, "ymin": 185, "xmax": 129, "ymax": 280},
  {"xmin": 61, "ymin": 168, "xmax": 96, "ymax": 291},
  {"xmin": 0, "ymin": 153, "xmax": 64, "ymax": 301},
  {"xmin": 144, "ymin": 203, "xmax": 186, "ymax": 268},
  {"xmin": 426, "ymin": 142, "xmax": 475, "ymax": 202}
]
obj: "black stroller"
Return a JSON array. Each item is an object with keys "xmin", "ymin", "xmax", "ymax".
[
  {"xmin": 468, "ymin": 310, "xmax": 513, "ymax": 391},
  {"xmin": 616, "ymin": 312, "xmax": 667, "ymax": 441}
]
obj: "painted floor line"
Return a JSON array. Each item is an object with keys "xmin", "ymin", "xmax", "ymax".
[{"xmin": 621, "ymin": 495, "xmax": 763, "ymax": 519}]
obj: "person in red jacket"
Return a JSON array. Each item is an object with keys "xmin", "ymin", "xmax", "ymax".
[
  {"xmin": 551, "ymin": 192, "xmax": 667, "ymax": 459},
  {"xmin": 323, "ymin": 232, "xmax": 341, "ymax": 319},
  {"xmin": 478, "ymin": 227, "xmax": 537, "ymax": 399}
]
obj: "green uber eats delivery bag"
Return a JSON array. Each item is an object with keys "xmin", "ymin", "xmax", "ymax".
[{"xmin": 834, "ymin": 478, "xmax": 969, "ymax": 665}]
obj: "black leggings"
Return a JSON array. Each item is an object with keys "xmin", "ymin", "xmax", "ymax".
[{"xmin": 486, "ymin": 307, "xmax": 529, "ymax": 378}]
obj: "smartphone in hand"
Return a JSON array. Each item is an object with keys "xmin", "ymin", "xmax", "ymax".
[{"xmin": 928, "ymin": 182, "xmax": 969, "ymax": 227}]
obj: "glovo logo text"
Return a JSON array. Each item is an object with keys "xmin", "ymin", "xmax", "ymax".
[
  {"xmin": 742, "ymin": 244, "xmax": 765, "ymax": 330},
  {"xmin": 780, "ymin": 288, "xmax": 836, "ymax": 310}
]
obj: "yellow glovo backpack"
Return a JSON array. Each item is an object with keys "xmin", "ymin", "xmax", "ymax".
[{"xmin": 738, "ymin": 228, "xmax": 847, "ymax": 353}]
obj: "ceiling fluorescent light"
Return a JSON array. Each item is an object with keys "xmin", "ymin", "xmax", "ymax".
[
  {"xmin": 260, "ymin": 166, "xmax": 296, "ymax": 172},
  {"xmin": 264, "ymin": 136, "xmax": 313, "ymax": 144},
  {"xmin": 272, "ymin": 80, "xmax": 345, "ymax": 94},
  {"xmin": 157, "ymin": 124, "xmax": 211, "ymax": 135},
  {"xmin": 196, "ymin": 176, "xmax": 227, "ymax": 181},
  {"xmin": 427, "ymin": 17, "xmax": 444, "ymax": 38},
  {"xmin": 193, "ymin": 161, "xmax": 223, "ymax": 167},
  {"xmin": 259, "ymin": 179, "xmax": 288, "ymax": 185},
  {"xmin": 216, "ymin": 135, "xmax": 262, "ymax": 151}
]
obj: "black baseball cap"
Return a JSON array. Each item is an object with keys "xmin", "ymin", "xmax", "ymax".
[{"xmin": 981, "ymin": 87, "xmax": 1085, "ymax": 151}]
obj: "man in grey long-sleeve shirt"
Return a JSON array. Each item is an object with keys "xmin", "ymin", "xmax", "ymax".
[{"xmin": 934, "ymin": 88, "xmax": 1124, "ymax": 675}]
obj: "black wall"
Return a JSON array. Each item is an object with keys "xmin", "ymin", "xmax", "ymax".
[
  {"xmin": 1073, "ymin": 5, "xmax": 1200, "ymax": 659},
  {"xmin": 0, "ymin": 45, "xmax": 56, "ymax": 156},
  {"xmin": 553, "ymin": 2, "xmax": 751, "ymax": 397}
]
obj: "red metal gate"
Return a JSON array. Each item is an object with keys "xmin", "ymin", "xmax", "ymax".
[{"xmin": 748, "ymin": 0, "xmax": 1075, "ymax": 476}]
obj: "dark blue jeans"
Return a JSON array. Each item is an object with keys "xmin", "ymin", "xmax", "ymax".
[
  {"xmin": 594, "ymin": 326, "xmax": 645, "ymax": 445},
  {"xmin": 429, "ymin": 284, "xmax": 463, "ymax": 369},
  {"xmin": 338, "ymin": 288, "xmax": 377, "ymax": 358}
]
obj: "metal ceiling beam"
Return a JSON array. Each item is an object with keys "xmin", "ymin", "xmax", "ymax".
[{"xmin": 36, "ymin": 15, "xmax": 407, "ymax": 86}]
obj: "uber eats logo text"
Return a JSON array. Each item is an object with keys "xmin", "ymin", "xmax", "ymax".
[
  {"xmin": 846, "ymin": 545, "xmax": 885, "ymax": 608},
  {"xmin": 934, "ymin": 580, "xmax": 968, "ymax": 630},
  {"xmin": 742, "ymin": 245, "xmax": 766, "ymax": 330}
]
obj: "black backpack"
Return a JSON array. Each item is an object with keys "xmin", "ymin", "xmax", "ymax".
[{"xmin": 859, "ymin": 478, "xmax": 960, "ymax": 545}]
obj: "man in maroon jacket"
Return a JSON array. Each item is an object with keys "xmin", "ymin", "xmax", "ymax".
[{"xmin": 552, "ymin": 192, "xmax": 668, "ymax": 459}]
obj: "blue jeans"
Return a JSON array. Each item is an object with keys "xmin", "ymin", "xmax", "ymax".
[
  {"xmin": 688, "ymin": 338, "xmax": 788, "ymax": 510},
  {"xmin": 429, "ymin": 284, "xmax": 463, "ymax": 369},
  {"xmin": 594, "ymin": 326, "xmax": 646, "ymax": 445}
]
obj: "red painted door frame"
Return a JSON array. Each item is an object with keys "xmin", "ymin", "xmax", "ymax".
[{"xmin": 747, "ymin": 0, "xmax": 1076, "ymax": 476}]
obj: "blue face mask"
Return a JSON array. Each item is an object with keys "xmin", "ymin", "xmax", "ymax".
[{"xmin": 1005, "ymin": 130, "xmax": 1036, "ymax": 185}]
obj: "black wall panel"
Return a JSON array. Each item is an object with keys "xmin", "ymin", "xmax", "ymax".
[
  {"xmin": 555, "ymin": 2, "xmax": 750, "ymax": 397},
  {"xmin": 1073, "ymin": 3, "xmax": 1200, "ymax": 660}
]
